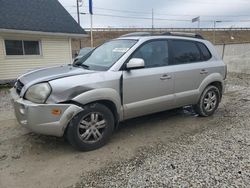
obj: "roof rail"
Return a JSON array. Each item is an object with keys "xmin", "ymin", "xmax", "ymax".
[
  {"xmin": 120, "ymin": 31, "xmax": 204, "ymax": 39},
  {"xmin": 161, "ymin": 32, "xmax": 204, "ymax": 39},
  {"xmin": 120, "ymin": 32, "xmax": 151, "ymax": 37}
]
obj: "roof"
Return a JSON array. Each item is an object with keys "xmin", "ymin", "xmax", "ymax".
[{"xmin": 0, "ymin": 0, "xmax": 87, "ymax": 36}]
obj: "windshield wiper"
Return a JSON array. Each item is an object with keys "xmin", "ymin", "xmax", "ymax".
[
  {"xmin": 74, "ymin": 63, "xmax": 89, "ymax": 69},
  {"xmin": 80, "ymin": 64, "xmax": 89, "ymax": 69}
]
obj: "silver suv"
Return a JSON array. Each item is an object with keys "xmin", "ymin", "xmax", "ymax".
[{"xmin": 11, "ymin": 32, "xmax": 226, "ymax": 151}]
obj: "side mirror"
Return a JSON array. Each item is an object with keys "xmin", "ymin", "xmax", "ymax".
[
  {"xmin": 74, "ymin": 52, "xmax": 78, "ymax": 58},
  {"xmin": 126, "ymin": 58, "xmax": 145, "ymax": 70},
  {"xmin": 72, "ymin": 58, "xmax": 78, "ymax": 65}
]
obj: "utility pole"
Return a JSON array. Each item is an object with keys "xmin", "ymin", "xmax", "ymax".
[
  {"xmin": 152, "ymin": 8, "xmax": 154, "ymax": 31},
  {"xmin": 76, "ymin": 0, "xmax": 81, "ymax": 48},
  {"xmin": 213, "ymin": 20, "xmax": 222, "ymax": 44},
  {"xmin": 90, "ymin": 14, "xmax": 93, "ymax": 47},
  {"xmin": 76, "ymin": 0, "xmax": 80, "ymax": 24},
  {"xmin": 213, "ymin": 21, "xmax": 216, "ymax": 44},
  {"xmin": 89, "ymin": 0, "xmax": 94, "ymax": 47}
]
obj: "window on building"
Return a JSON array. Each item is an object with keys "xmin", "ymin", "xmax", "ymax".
[{"xmin": 5, "ymin": 40, "xmax": 40, "ymax": 55}]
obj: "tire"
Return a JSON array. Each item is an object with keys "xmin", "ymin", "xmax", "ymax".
[
  {"xmin": 194, "ymin": 85, "xmax": 220, "ymax": 117},
  {"xmin": 66, "ymin": 103, "xmax": 114, "ymax": 151}
]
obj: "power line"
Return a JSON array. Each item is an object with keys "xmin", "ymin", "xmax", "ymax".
[
  {"xmin": 85, "ymin": 6, "xmax": 150, "ymax": 15},
  {"xmin": 79, "ymin": 12, "xmax": 250, "ymax": 23},
  {"xmin": 66, "ymin": 4, "xmax": 250, "ymax": 18},
  {"xmin": 153, "ymin": 12, "xmax": 250, "ymax": 18},
  {"xmin": 79, "ymin": 6, "xmax": 250, "ymax": 18},
  {"xmin": 81, "ymin": 12, "xmax": 192, "ymax": 22}
]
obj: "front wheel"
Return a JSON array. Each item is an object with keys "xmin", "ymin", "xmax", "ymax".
[
  {"xmin": 194, "ymin": 85, "xmax": 221, "ymax": 117},
  {"xmin": 66, "ymin": 103, "xmax": 115, "ymax": 151}
]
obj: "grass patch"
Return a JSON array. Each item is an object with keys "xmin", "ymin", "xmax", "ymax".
[{"xmin": 0, "ymin": 84, "xmax": 12, "ymax": 90}]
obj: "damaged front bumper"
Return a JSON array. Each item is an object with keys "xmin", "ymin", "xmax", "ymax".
[{"xmin": 10, "ymin": 88, "xmax": 82, "ymax": 137}]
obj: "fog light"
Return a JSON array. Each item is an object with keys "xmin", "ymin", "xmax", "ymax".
[
  {"xmin": 51, "ymin": 109, "xmax": 61, "ymax": 116},
  {"xmin": 19, "ymin": 105, "xmax": 26, "ymax": 115},
  {"xmin": 20, "ymin": 120, "xmax": 27, "ymax": 125}
]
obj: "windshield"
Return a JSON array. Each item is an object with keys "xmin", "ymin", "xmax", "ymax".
[
  {"xmin": 75, "ymin": 39, "xmax": 137, "ymax": 71},
  {"xmin": 78, "ymin": 47, "xmax": 93, "ymax": 56}
]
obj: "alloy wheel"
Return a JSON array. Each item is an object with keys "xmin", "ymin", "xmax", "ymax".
[
  {"xmin": 78, "ymin": 112, "xmax": 106, "ymax": 143},
  {"xmin": 203, "ymin": 90, "xmax": 217, "ymax": 112}
]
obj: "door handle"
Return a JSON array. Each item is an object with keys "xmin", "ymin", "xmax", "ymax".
[
  {"xmin": 160, "ymin": 74, "xmax": 172, "ymax": 80},
  {"xmin": 200, "ymin": 69, "xmax": 208, "ymax": 74}
]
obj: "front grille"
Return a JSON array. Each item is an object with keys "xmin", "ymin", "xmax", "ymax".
[{"xmin": 15, "ymin": 80, "xmax": 24, "ymax": 95}]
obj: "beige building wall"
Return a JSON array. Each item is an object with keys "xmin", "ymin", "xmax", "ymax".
[{"xmin": 0, "ymin": 33, "xmax": 72, "ymax": 81}]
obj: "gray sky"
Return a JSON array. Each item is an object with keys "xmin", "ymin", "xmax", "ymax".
[{"xmin": 58, "ymin": 0, "xmax": 250, "ymax": 28}]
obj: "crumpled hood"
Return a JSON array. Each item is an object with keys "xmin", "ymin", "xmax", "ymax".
[
  {"xmin": 18, "ymin": 65, "xmax": 97, "ymax": 96},
  {"xmin": 19, "ymin": 65, "xmax": 96, "ymax": 84}
]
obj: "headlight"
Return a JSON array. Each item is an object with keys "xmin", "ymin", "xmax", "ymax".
[{"xmin": 25, "ymin": 83, "xmax": 51, "ymax": 103}]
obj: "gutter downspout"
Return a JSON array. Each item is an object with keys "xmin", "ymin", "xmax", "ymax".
[{"xmin": 69, "ymin": 37, "xmax": 72, "ymax": 63}]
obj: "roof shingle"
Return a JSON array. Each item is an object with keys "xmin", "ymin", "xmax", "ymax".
[{"xmin": 0, "ymin": 0, "xmax": 86, "ymax": 35}]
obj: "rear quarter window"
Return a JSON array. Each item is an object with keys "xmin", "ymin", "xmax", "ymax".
[{"xmin": 197, "ymin": 42, "xmax": 212, "ymax": 61}]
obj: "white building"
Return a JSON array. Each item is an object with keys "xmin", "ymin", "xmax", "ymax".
[{"xmin": 0, "ymin": 0, "xmax": 87, "ymax": 83}]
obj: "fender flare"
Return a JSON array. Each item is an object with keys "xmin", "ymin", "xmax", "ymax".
[
  {"xmin": 72, "ymin": 88, "xmax": 123, "ymax": 120},
  {"xmin": 198, "ymin": 73, "xmax": 224, "ymax": 100}
]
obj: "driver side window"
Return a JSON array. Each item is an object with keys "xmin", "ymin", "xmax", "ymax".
[{"xmin": 131, "ymin": 40, "xmax": 169, "ymax": 68}]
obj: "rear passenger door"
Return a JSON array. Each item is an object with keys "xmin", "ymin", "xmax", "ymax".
[{"xmin": 169, "ymin": 39, "xmax": 212, "ymax": 107}]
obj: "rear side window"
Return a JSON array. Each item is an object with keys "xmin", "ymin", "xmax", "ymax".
[
  {"xmin": 197, "ymin": 42, "xmax": 212, "ymax": 61},
  {"xmin": 171, "ymin": 40, "xmax": 201, "ymax": 64}
]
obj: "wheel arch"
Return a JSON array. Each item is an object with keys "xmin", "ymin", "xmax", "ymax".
[
  {"xmin": 90, "ymin": 99, "xmax": 120, "ymax": 128},
  {"xmin": 72, "ymin": 88, "xmax": 123, "ymax": 122},
  {"xmin": 208, "ymin": 81, "xmax": 223, "ymax": 100},
  {"xmin": 198, "ymin": 73, "xmax": 224, "ymax": 101}
]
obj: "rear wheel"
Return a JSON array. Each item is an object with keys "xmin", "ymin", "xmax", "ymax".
[
  {"xmin": 66, "ymin": 103, "xmax": 114, "ymax": 151},
  {"xmin": 194, "ymin": 85, "xmax": 220, "ymax": 117}
]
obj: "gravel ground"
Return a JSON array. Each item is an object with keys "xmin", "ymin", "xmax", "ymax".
[
  {"xmin": 0, "ymin": 73, "xmax": 250, "ymax": 188},
  {"xmin": 0, "ymin": 88, "xmax": 12, "ymax": 120},
  {"xmin": 74, "ymin": 119, "xmax": 250, "ymax": 187},
  {"xmin": 73, "ymin": 73, "xmax": 250, "ymax": 188}
]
